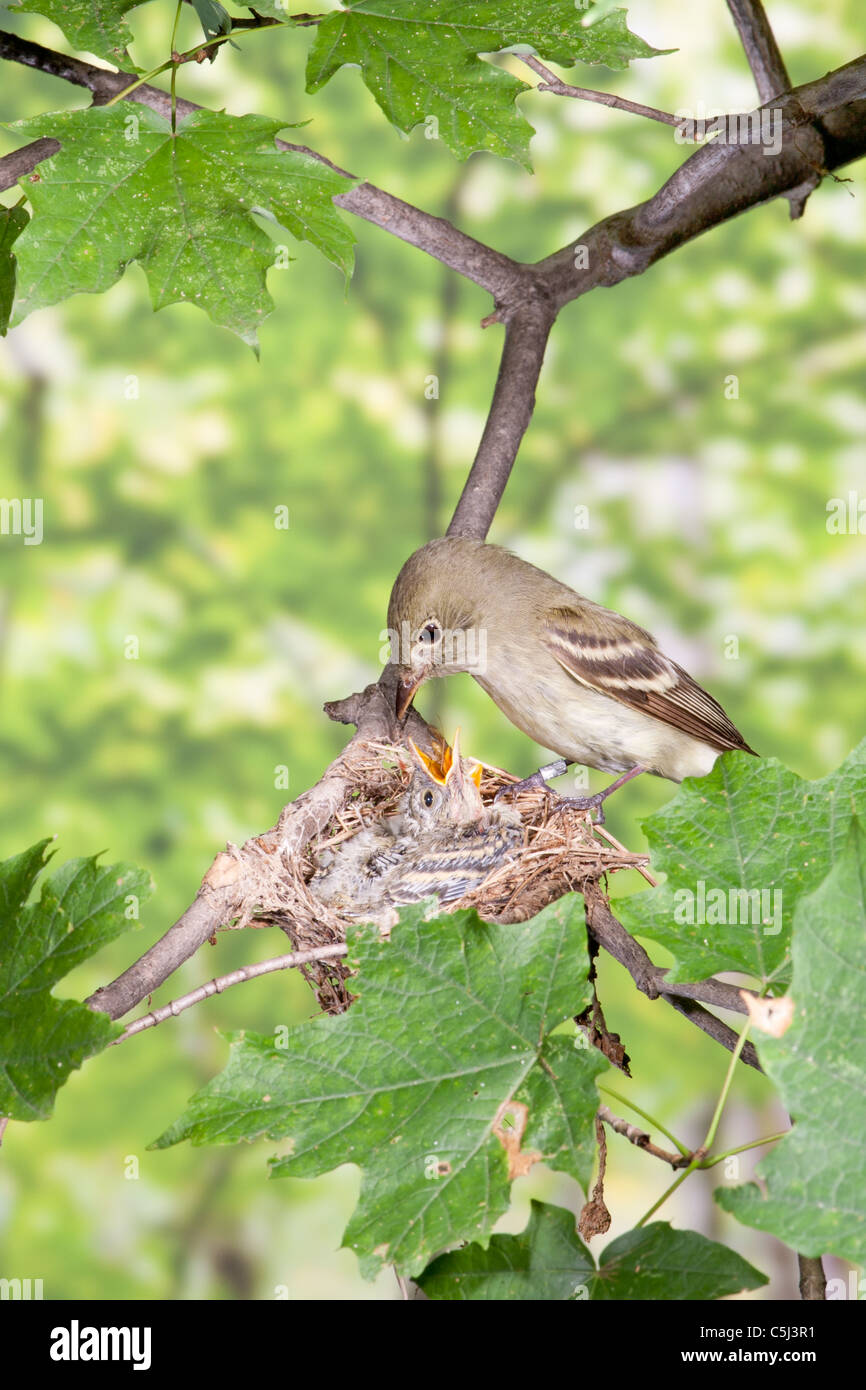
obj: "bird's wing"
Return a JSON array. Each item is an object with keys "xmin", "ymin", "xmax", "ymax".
[
  {"xmin": 388, "ymin": 826, "xmax": 523, "ymax": 905},
  {"xmin": 542, "ymin": 604, "xmax": 756, "ymax": 754},
  {"xmin": 365, "ymin": 841, "xmax": 410, "ymax": 878}
]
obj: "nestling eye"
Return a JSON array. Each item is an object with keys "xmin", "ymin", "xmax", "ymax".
[
  {"xmin": 423, "ymin": 791, "xmax": 434, "ymax": 807},
  {"xmin": 418, "ymin": 622, "xmax": 440, "ymax": 645}
]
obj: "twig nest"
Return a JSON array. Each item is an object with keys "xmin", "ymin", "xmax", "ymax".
[{"xmin": 238, "ymin": 742, "xmax": 650, "ymax": 1013}]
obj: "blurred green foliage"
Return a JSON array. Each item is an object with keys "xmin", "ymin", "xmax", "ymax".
[{"xmin": 0, "ymin": 0, "xmax": 863, "ymax": 1299}]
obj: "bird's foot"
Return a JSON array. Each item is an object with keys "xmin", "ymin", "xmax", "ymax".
[
  {"xmin": 548, "ymin": 765, "xmax": 645, "ymax": 826},
  {"xmin": 494, "ymin": 759, "xmax": 568, "ymax": 803}
]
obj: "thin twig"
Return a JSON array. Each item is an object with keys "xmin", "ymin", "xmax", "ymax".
[
  {"xmin": 583, "ymin": 882, "xmax": 762, "ymax": 1071},
  {"xmin": 0, "ymin": 136, "xmax": 60, "ymax": 191},
  {"xmin": 593, "ymin": 822, "xmax": 658, "ymax": 886},
  {"xmin": 724, "ymin": 1, "xmax": 813, "ymax": 217},
  {"xmin": 113, "ymin": 944, "xmax": 349, "ymax": 1043},
  {"xmin": 0, "ymin": 29, "xmax": 521, "ymax": 301},
  {"xmin": 520, "ymin": 54, "xmax": 684, "ymax": 128},
  {"xmin": 598, "ymin": 1105, "xmax": 689, "ymax": 1167},
  {"xmin": 662, "ymin": 993, "xmax": 760, "ymax": 1071},
  {"xmin": 725, "ymin": 0, "xmax": 791, "ymax": 102}
]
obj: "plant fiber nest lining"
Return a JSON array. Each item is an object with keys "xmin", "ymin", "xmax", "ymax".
[{"xmin": 224, "ymin": 742, "xmax": 651, "ymax": 1013}]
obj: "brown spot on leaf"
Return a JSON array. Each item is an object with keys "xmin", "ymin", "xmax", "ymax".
[
  {"xmin": 741, "ymin": 990, "xmax": 795, "ymax": 1037},
  {"xmin": 493, "ymin": 1100, "xmax": 541, "ymax": 1179}
]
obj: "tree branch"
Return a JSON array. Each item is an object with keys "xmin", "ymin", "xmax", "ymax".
[
  {"xmin": 797, "ymin": 1253, "xmax": 826, "ymax": 1300},
  {"xmin": 0, "ymin": 29, "xmax": 522, "ymax": 301},
  {"xmin": 537, "ymin": 55, "xmax": 866, "ymax": 311},
  {"xmin": 520, "ymin": 53, "xmax": 683, "ymax": 128},
  {"xmin": 583, "ymin": 882, "xmax": 762, "ymax": 1071},
  {"xmin": 4, "ymin": 22, "xmax": 861, "ymax": 1072},
  {"xmin": 598, "ymin": 1105, "xmax": 689, "ymax": 1167},
  {"xmin": 726, "ymin": 0, "xmax": 791, "ymax": 102},
  {"xmin": 447, "ymin": 300, "xmax": 555, "ymax": 538},
  {"xmin": 87, "ymin": 673, "xmax": 427, "ymax": 1021},
  {"xmin": 113, "ymin": 943, "xmax": 349, "ymax": 1043},
  {"xmin": 663, "ymin": 991, "xmax": 760, "ymax": 1070},
  {"xmin": 724, "ymin": 1, "xmax": 813, "ymax": 216},
  {"xmin": 0, "ymin": 135, "xmax": 60, "ymax": 190}
]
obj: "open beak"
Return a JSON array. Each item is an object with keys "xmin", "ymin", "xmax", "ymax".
[
  {"xmin": 396, "ymin": 670, "xmax": 426, "ymax": 721},
  {"xmin": 445, "ymin": 729, "xmax": 486, "ymax": 827}
]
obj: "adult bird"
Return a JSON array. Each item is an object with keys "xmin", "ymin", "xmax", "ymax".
[{"xmin": 388, "ymin": 538, "xmax": 756, "ymax": 814}]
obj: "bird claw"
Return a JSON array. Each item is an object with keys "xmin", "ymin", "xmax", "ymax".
[
  {"xmin": 494, "ymin": 760, "xmax": 568, "ymax": 804},
  {"xmin": 547, "ymin": 765, "xmax": 646, "ymax": 826},
  {"xmin": 547, "ymin": 794, "xmax": 607, "ymax": 826}
]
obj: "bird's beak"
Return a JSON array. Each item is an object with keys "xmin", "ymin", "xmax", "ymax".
[
  {"xmin": 445, "ymin": 729, "xmax": 486, "ymax": 827},
  {"xmin": 396, "ymin": 670, "xmax": 426, "ymax": 721}
]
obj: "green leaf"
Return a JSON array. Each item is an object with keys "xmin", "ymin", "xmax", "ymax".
[
  {"xmin": 716, "ymin": 820, "xmax": 866, "ymax": 1268},
  {"xmin": 14, "ymin": 0, "xmax": 142, "ymax": 66},
  {"xmin": 618, "ymin": 742, "xmax": 866, "ymax": 984},
  {"xmin": 595, "ymin": 1221, "xmax": 768, "ymax": 1300},
  {"xmin": 421, "ymin": 1198, "xmax": 594, "ymax": 1299},
  {"xmin": 0, "ymin": 841, "xmax": 153, "ymax": 1120},
  {"xmin": 419, "ymin": 1201, "xmax": 768, "ymax": 1300},
  {"xmin": 306, "ymin": 1, "xmax": 667, "ymax": 167},
  {"xmin": 153, "ymin": 899, "xmax": 607, "ymax": 1279},
  {"xmin": 246, "ymin": 2, "xmax": 306, "ymax": 17},
  {"xmin": 190, "ymin": 0, "xmax": 232, "ymax": 44},
  {"xmin": 6, "ymin": 106, "xmax": 355, "ymax": 348},
  {"xmin": 564, "ymin": 7, "xmax": 674, "ymax": 70},
  {"xmin": 0, "ymin": 204, "xmax": 28, "ymax": 336}
]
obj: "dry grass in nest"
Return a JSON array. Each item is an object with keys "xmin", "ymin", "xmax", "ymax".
[{"xmin": 245, "ymin": 741, "xmax": 652, "ymax": 1013}]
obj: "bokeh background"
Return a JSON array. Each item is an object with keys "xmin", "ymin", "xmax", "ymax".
[{"xmin": 0, "ymin": 0, "xmax": 864, "ymax": 1299}]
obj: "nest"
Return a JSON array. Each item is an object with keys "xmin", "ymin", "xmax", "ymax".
[{"xmin": 238, "ymin": 742, "xmax": 652, "ymax": 1014}]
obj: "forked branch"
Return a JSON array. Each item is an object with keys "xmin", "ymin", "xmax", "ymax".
[
  {"xmin": 726, "ymin": 0, "xmax": 791, "ymax": 102},
  {"xmin": 1, "ymin": 15, "xmax": 858, "ymax": 1067}
]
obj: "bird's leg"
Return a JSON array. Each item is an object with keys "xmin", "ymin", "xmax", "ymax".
[
  {"xmin": 494, "ymin": 759, "xmax": 569, "ymax": 802},
  {"xmin": 550, "ymin": 765, "xmax": 645, "ymax": 825}
]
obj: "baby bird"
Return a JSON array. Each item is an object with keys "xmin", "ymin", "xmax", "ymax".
[{"xmin": 311, "ymin": 731, "xmax": 522, "ymax": 919}]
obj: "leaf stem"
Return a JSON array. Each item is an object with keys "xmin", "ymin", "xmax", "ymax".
[
  {"xmin": 700, "ymin": 1130, "xmax": 788, "ymax": 1169},
  {"xmin": 519, "ymin": 53, "xmax": 686, "ymax": 129},
  {"xmin": 704, "ymin": 1017, "xmax": 752, "ymax": 1151},
  {"xmin": 170, "ymin": 1, "xmax": 182, "ymax": 133},
  {"xmin": 597, "ymin": 1085, "xmax": 690, "ymax": 1157},
  {"xmin": 635, "ymin": 1017, "xmax": 753, "ymax": 1226},
  {"xmin": 103, "ymin": 18, "xmax": 285, "ymax": 110}
]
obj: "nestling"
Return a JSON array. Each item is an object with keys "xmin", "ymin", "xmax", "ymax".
[
  {"xmin": 311, "ymin": 731, "xmax": 523, "ymax": 918},
  {"xmin": 388, "ymin": 538, "xmax": 756, "ymax": 812}
]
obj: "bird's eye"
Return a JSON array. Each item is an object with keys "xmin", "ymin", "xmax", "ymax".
[
  {"xmin": 423, "ymin": 791, "xmax": 434, "ymax": 807},
  {"xmin": 418, "ymin": 622, "xmax": 440, "ymax": 646}
]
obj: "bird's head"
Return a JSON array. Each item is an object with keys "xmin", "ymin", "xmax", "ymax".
[
  {"xmin": 407, "ymin": 729, "xmax": 486, "ymax": 829},
  {"xmin": 388, "ymin": 539, "xmax": 487, "ymax": 720}
]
